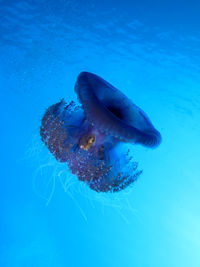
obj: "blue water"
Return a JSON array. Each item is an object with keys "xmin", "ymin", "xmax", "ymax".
[{"xmin": 1, "ymin": 1, "xmax": 200, "ymax": 266}]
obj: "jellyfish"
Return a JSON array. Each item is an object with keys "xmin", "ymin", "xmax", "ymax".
[{"xmin": 40, "ymin": 72, "xmax": 161, "ymax": 192}]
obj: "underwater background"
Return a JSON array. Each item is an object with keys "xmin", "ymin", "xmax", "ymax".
[{"xmin": 1, "ymin": 0, "xmax": 200, "ymax": 266}]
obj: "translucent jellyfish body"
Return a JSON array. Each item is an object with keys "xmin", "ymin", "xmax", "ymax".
[{"xmin": 40, "ymin": 72, "xmax": 161, "ymax": 192}]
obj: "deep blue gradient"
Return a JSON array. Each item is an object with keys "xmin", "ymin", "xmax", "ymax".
[{"xmin": 1, "ymin": 1, "xmax": 200, "ymax": 266}]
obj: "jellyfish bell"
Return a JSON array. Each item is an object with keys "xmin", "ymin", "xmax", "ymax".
[
  {"xmin": 75, "ymin": 71, "xmax": 161, "ymax": 148},
  {"xmin": 40, "ymin": 72, "xmax": 161, "ymax": 192}
]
